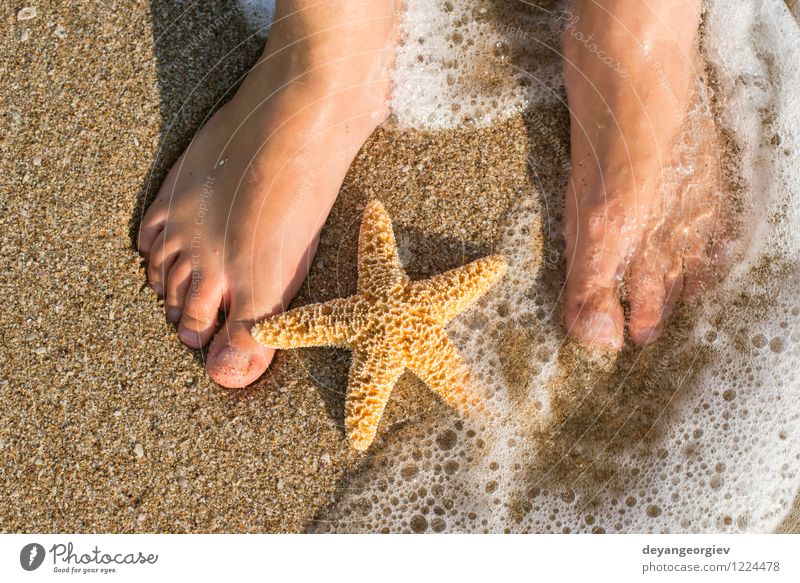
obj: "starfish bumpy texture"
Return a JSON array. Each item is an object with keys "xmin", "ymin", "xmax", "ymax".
[{"xmin": 252, "ymin": 200, "xmax": 508, "ymax": 451}]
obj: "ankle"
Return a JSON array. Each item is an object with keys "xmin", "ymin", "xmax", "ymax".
[
  {"xmin": 240, "ymin": 6, "xmax": 396, "ymax": 111},
  {"xmin": 267, "ymin": 0, "xmax": 398, "ymax": 68}
]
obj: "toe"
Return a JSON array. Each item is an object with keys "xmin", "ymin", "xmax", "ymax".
[
  {"xmin": 627, "ymin": 251, "xmax": 683, "ymax": 346},
  {"xmin": 206, "ymin": 316, "xmax": 274, "ymax": 389},
  {"xmin": 146, "ymin": 231, "xmax": 180, "ymax": 297},
  {"xmin": 165, "ymin": 258, "xmax": 193, "ymax": 323},
  {"xmin": 563, "ymin": 241, "xmax": 625, "ymax": 350},
  {"xmin": 203, "ymin": 251, "xmax": 310, "ymax": 388},
  {"xmin": 564, "ymin": 280, "xmax": 625, "ymax": 350},
  {"xmin": 563, "ymin": 191, "xmax": 627, "ymax": 351},
  {"xmin": 139, "ymin": 160, "xmax": 183, "ymax": 256},
  {"xmin": 178, "ymin": 277, "xmax": 223, "ymax": 349},
  {"xmin": 138, "ymin": 198, "xmax": 169, "ymax": 257},
  {"xmin": 138, "ymin": 219, "xmax": 164, "ymax": 258}
]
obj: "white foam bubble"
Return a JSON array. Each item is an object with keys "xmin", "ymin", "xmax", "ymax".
[{"xmin": 387, "ymin": 0, "xmax": 570, "ymax": 129}]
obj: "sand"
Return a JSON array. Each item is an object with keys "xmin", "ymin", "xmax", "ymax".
[{"xmin": 1, "ymin": 0, "xmax": 797, "ymax": 533}]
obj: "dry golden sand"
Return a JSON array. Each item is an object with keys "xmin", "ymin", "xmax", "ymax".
[{"xmin": 1, "ymin": 0, "xmax": 797, "ymax": 533}]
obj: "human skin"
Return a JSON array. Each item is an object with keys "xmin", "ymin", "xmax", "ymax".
[{"xmin": 561, "ymin": 0, "xmax": 719, "ymax": 349}]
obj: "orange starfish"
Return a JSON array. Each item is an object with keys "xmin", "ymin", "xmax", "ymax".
[{"xmin": 252, "ymin": 200, "xmax": 507, "ymax": 451}]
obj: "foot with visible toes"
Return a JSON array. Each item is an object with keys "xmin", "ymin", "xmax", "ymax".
[
  {"xmin": 138, "ymin": 0, "xmax": 397, "ymax": 387},
  {"xmin": 561, "ymin": 0, "xmax": 725, "ymax": 350}
]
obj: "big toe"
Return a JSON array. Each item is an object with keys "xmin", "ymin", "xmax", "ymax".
[
  {"xmin": 563, "ymin": 248, "xmax": 625, "ymax": 350},
  {"xmin": 206, "ymin": 317, "xmax": 274, "ymax": 389},
  {"xmin": 564, "ymin": 293, "xmax": 625, "ymax": 350}
]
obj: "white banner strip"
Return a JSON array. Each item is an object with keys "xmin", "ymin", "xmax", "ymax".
[{"xmin": 1, "ymin": 534, "xmax": 798, "ymax": 582}]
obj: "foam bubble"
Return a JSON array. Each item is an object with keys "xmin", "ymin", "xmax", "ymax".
[{"xmin": 387, "ymin": 0, "xmax": 568, "ymax": 129}]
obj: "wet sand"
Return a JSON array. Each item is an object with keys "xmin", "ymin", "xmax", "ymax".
[{"xmin": 1, "ymin": 0, "xmax": 797, "ymax": 533}]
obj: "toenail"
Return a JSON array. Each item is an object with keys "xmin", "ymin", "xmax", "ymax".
[
  {"xmin": 214, "ymin": 347, "xmax": 253, "ymax": 372},
  {"xmin": 219, "ymin": 348, "xmax": 252, "ymax": 371},
  {"xmin": 575, "ymin": 311, "xmax": 620, "ymax": 347},
  {"xmin": 633, "ymin": 326, "xmax": 661, "ymax": 345},
  {"xmin": 166, "ymin": 308, "xmax": 182, "ymax": 322},
  {"xmin": 178, "ymin": 326, "xmax": 200, "ymax": 346},
  {"xmin": 149, "ymin": 281, "xmax": 163, "ymax": 296}
]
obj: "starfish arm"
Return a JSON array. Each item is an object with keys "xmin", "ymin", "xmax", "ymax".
[
  {"xmin": 251, "ymin": 297, "xmax": 356, "ymax": 349},
  {"xmin": 357, "ymin": 200, "xmax": 407, "ymax": 295},
  {"xmin": 345, "ymin": 344, "xmax": 405, "ymax": 451},
  {"xmin": 409, "ymin": 255, "xmax": 508, "ymax": 324},
  {"xmin": 406, "ymin": 327, "xmax": 480, "ymax": 414}
]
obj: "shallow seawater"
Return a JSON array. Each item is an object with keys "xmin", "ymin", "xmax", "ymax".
[{"xmin": 240, "ymin": 0, "xmax": 800, "ymax": 532}]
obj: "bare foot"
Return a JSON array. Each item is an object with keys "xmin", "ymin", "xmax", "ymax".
[
  {"xmin": 138, "ymin": 0, "xmax": 397, "ymax": 387},
  {"xmin": 561, "ymin": 0, "xmax": 723, "ymax": 349}
]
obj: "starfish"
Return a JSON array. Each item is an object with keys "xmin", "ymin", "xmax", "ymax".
[{"xmin": 251, "ymin": 200, "xmax": 507, "ymax": 451}]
